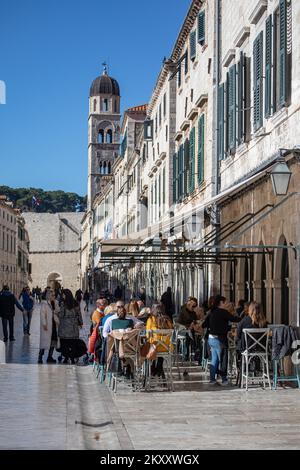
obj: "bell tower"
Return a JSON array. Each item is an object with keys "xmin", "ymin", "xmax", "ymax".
[{"xmin": 87, "ymin": 64, "xmax": 121, "ymax": 209}]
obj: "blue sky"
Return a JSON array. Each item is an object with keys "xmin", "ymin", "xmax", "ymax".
[{"xmin": 0, "ymin": 0, "xmax": 191, "ymax": 196}]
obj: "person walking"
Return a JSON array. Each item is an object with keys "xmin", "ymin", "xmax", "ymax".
[
  {"xmin": 0, "ymin": 285, "xmax": 24, "ymax": 342},
  {"xmin": 58, "ymin": 289, "xmax": 84, "ymax": 364},
  {"xmin": 83, "ymin": 290, "xmax": 90, "ymax": 312},
  {"xmin": 38, "ymin": 289, "xmax": 60, "ymax": 364},
  {"xmin": 19, "ymin": 287, "xmax": 34, "ymax": 335}
]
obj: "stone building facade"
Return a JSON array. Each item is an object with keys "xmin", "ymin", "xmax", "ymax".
[
  {"xmin": 24, "ymin": 212, "xmax": 83, "ymax": 293},
  {"xmin": 0, "ymin": 197, "xmax": 30, "ymax": 295},
  {"xmin": 82, "ymin": 0, "xmax": 300, "ymax": 325}
]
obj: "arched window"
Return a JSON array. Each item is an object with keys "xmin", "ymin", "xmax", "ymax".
[
  {"xmin": 98, "ymin": 130, "xmax": 104, "ymax": 143},
  {"xmin": 99, "ymin": 163, "xmax": 103, "ymax": 175},
  {"xmin": 106, "ymin": 129, "xmax": 113, "ymax": 143},
  {"xmin": 108, "ymin": 162, "xmax": 111, "ymax": 174},
  {"xmin": 93, "ymin": 99, "xmax": 97, "ymax": 112},
  {"xmin": 114, "ymin": 99, "xmax": 118, "ymax": 113},
  {"xmin": 103, "ymin": 161, "xmax": 107, "ymax": 175},
  {"xmin": 103, "ymin": 99, "xmax": 109, "ymax": 111}
]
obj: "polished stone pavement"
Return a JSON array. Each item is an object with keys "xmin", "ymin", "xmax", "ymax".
[{"xmin": 0, "ymin": 304, "xmax": 300, "ymax": 449}]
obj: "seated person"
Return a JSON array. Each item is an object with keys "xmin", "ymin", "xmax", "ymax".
[
  {"xmin": 111, "ymin": 306, "xmax": 134, "ymax": 331},
  {"xmin": 146, "ymin": 304, "xmax": 173, "ymax": 378},
  {"xmin": 91, "ymin": 299, "xmax": 107, "ymax": 326},
  {"xmin": 236, "ymin": 301, "xmax": 268, "ymax": 352}
]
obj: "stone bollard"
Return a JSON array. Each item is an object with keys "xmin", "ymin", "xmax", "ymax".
[{"xmin": 0, "ymin": 340, "xmax": 6, "ymax": 364}]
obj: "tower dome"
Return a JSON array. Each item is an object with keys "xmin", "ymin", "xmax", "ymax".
[{"xmin": 89, "ymin": 68, "xmax": 120, "ymax": 97}]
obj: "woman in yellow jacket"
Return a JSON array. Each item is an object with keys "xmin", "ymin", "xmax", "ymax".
[{"xmin": 146, "ymin": 304, "xmax": 173, "ymax": 377}]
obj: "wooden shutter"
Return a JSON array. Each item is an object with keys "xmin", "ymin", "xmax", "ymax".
[
  {"xmin": 184, "ymin": 138, "xmax": 189, "ymax": 196},
  {"xmin": 237, "ymin": 52, "xmax": 244, "ymax": 145},
  {"xmin": 190, "ymin": 31, "xmax": 197, "ymax": 61},
  {"xmin": 178, "ymin": 62, "xmax": 182, "ymax": 87},
  {"xmin": 185, "ymin": 51, "xmax": 188, "ymax": 75},
  {"xmin": 265, "ymin": 15, "xmax": 273, "ymax": 118},
  {"xmin": 228, "ymin": 64, "xmax": 236, "ymax": 151},
  {"xmin": 253, "ymin": 31, "xmax": 263, "ymax": 132},
  {"xmin": 180, "ymin": 144, "xmax": 184, "ymax": 198},
  {"xmin": 198, "ymin": 114, "xmax": 205, "ymax": 185},
  {"xmin": 198, "ymin": 11, "xmax": 205, "ymax": 45},
  {"xmin": 279, "ymin": 0, "xmax": 287, "ymax": 107},
  {"xmin": 218, "ymin": 84, "xmax": 225, "ymax": 160},
  {"xmin": 189, "ymin": 127, "xmax": 195, "ymax": 193},
  {"xmin": 173, "ymin": 152, "xmax": 177, "ymax": 203}
]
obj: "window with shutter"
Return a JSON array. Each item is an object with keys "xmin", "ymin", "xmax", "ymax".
[
  {"xmin": 190, "ymin": 30, "xmax": 197, "ymax": 61},
  {"xmin": 279, "ymin": 0, "xmax": 287, "ymax": 107},
  {"xmin": 237, "ymin": 53, "xmax": 244, "ymax": 145},
  {"xmin": 173, "ymin": 153, "xmax": 177, "ymax": 203},
  {"xmin": 144, "ymin": 120, "xmax": 153, "ymax": 141},
  {"xmin": 198, "ymin": 11, "xmax": 205, "ymax": 46},
  {"xmin": 265, "ymin": 15, "xmax": 273, "ymax": 118},
  {"xmin": 189, "ymin": 127, "xmax": 195, "ymax": 193},
  {"xmin": 185, "ymin": 51, "xmax": 188, "ymax": 75},
  {"xmin": 218, "ymin": 84, "xmax": 224, "ymax": 161},
  {"xmin": 184, "ymin": 138, "xmax": 189, "ymax": 196},
  {"xmin": 228, "ymin": 64, "xmax": 237, "ymax": 151},
  {"xmin": 178, "ymin": 62, "xmax": 182, "ymax": 88},
  {"xmin": 253, "ymin": 31, "xmax": 263, "ymax": 132},
  {"xmin": 198, "ymin": 114, "xmax": 205, "ymax": 185}
]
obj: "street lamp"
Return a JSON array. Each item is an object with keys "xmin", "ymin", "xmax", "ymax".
[{"xmin": 270, "ymin": 159, "xmax": 292, "ymax": 196}]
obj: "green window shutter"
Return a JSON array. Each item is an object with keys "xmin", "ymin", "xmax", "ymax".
[
  {"xmin": 179, "ymin": 144, "xmax": 184, "ymax": 198},
  {"xmin": 198, "ymin": 11, "xmax": 205, "ymax": 45},
  {"xmin": 190, "ymin": 31, "xmax": 197, "ymax": 61},
  {"xmin": 173, "ymin": 152, "xmax": 177, "ymax": 203},
  {"xmin": 184, "ymin": 138, "xmax": 190, "ymax": 196},
  {"xmin": 253, "ymin": 31, "xmax": 263, "ymax": 132},
  {"xmin": 217, "ymin": 84, "xmax": 225, "ymax": 160},
  {"xmin": 189, "ymin": 127, "xmax": 195, "ymax": 193},
  {"xmin": 198, "ymin": 114, "xmax": 205, "ymax": 185},
  {"xmin": 237, "ymin": 53, "xmax": 244, "ymax": 145},
  {"xmin": 185, "ymin": 51, "xmax": 188, "ymax": 75},
  {"xmin": 228, "ymin": 64, "xmax": 236, "ymax": 151},
  {"xmin": 177, "ymin": 62, "xmax": 182, "ymax": 87},
  {"xmin": 265, "ymin": 15, "xmax": 273, "ymax": 118},
  {"xmin": 279, "ymin": 0, "xmax": 287, "ymax": 106}
]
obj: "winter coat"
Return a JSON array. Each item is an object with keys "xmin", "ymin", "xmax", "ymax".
[
  {"xmin": 271, "ymin": 325, "xmax": 300, "ymax": 361},
  {"xmin": 178, "ymin": 305, "xmax": 197, "ymax": 327},
  {"xmin": 39, "ymin": 300, "xmax": 60, "ymax": 350},
  {"xmin": 0, "ymin": 291, "xmax": 23, "ymax": 318},
  {"xmin": 58, "ymin": 304, "xmax": 83, "ymax": 339}
]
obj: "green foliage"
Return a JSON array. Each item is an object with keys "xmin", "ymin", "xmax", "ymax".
[{"xmin": 0, "ymin": 186, "xmax": 87, "ymax": 213}]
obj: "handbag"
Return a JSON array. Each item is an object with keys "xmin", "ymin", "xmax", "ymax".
[
  {"xmin": 146, "ymin": 344, "xmax": 157, "ymax": 361},
  {"xmin": 140, "ymin": 341, "xmax": 151, "ymax": 358}
]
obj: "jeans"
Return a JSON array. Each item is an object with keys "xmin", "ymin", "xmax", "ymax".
[
  {"xmin": 2, "ymin": 317, "xmax": 14, "ymax": 340},
  {"xmin": 208, "ymin": 337, "xmax": 228, "ymax": 382},
  {"xmin": 23, "ymin": 310, "xmax": 33, "ymax": 334}
]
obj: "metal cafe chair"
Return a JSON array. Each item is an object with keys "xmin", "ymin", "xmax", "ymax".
[
  {"xmin": 144, "ymin": 329, "xmax": 174, "ymax": 392},
  {"xmin": 241, "ymin": 328, "xmax": 271, "ymax": 391},
  {"xmin": 110, "ymin": 330, "xmax": 142, "ymax": 393},
  {"xmin": 227, "ymin": 331, "xmax": 238, "ymax": 379}
]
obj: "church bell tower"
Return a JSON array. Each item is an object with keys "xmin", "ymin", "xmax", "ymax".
[{"xmin": 87, "ymin": 65, "xmax": 121, "ymax": 209}]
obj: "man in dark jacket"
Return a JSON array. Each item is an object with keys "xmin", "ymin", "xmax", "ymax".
[
  {"xmin": 19, "ymin": 287, "xmax": 34, "ymax": 335},
  {"xmin": 202, "ymin": 295, "xmax": 240, "ymax": 385},
  {"xmin": 0, "ymin": 285, "xmax": 24, "ymax": 342}
]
